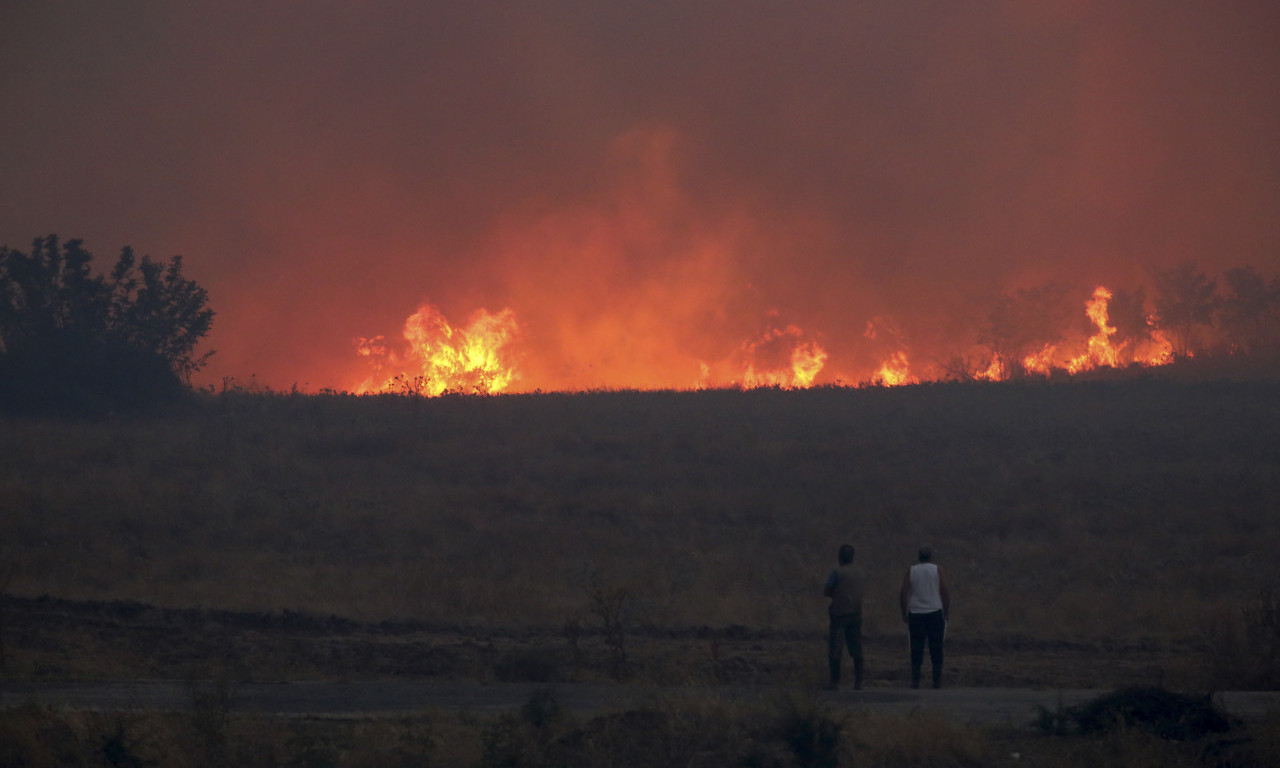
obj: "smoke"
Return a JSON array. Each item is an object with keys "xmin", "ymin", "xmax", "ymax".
[{"xmin": 3, "ymin": 1, "xmax": 1278, "ymax": 389}]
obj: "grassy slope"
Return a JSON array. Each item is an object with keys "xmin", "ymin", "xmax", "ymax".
[{"xmin": 2, "ymin": 377, "xmax": 1277, "ymax": 651}]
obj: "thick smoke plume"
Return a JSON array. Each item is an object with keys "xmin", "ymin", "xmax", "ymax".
[{"xmin": 3, "ymin": 1, "xmax": 1278, "ymax": 390}]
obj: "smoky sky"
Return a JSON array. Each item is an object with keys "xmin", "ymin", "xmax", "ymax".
[{"xmin": 3, "ymin": 1, "xmax": 1279, "ymax": 390}]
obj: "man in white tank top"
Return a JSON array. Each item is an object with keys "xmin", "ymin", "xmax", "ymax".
[{"xmin": 898, "ymin": 544, "xmax": 950, "ymax": 689}]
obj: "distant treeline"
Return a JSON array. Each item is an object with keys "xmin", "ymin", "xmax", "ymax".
[
  {"xmin": 4, "ymin": 232, "xmax": 1279, "ymax": 411},
  {"xmin": 966, "ymin": 262, "xmax": 1280, "ymax": 380}
]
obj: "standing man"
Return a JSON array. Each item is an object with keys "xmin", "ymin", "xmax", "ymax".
[
  {"xmin": 823, "ymin": 543, "xmax": 865, "ymax": 690},
  {"xmin": 899, "ymin": 544, "xmax": 950, "ymax": 689}
]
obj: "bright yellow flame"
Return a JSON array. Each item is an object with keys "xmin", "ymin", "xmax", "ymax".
[
  {"xmin": 1146, "ymin": 325, "xmax": 1174, "ymax": 365},
  {"xmin": 1023, "ymin": 344, "xmax": 1057, "ymax": 377},
  {"xmin": 790, "ymin": 341, "xmax": 828, "ymax": 386},
  {"xmin": 975, "ymin": 354, "xmax": 1005, "ymax": 382},
  {"xmin": 739, "ymin": 325, "xmax": 828, "ymax": 388},
  {"xmin": 354, "ymin": 304, "xmax": 520, "ymax": 396},
  {"xmin": 1067, "ymin": 286, "xmax": 1121, "ymax": 373},
  {"xmin": 870, "ymin": 350, "xmax": 918, "ymax": 386},
  {"xmin": 351, "ymin": 280, "xmax": 1189, "ymax": 395}
]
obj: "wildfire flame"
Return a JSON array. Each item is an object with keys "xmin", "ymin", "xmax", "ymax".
[
  {"xmin": 340, "ymin": 125, "xmax": 1198, "ymax": 396},
  {"xmin": 869, "ymin": 284, "xmax": 1183, "ymax": 385},
  {"xmin": 1024, "ymin": 343, "xmax": 1058, "ymax": 377},
  {"xmin": 354, "ymin": 304, "xmax": 520, "ymax": 395},
  {"xmin": 1066, "ymin": 286, "xmax": 1121, "ymax": 373},
  {"xmin": 1004, "ymin": 285, "xmax": 1176, "ymax": 379},
  {"xmin": 863, "ymin": 317, "xmax": 919, "ymax": 386},
  {"xmin": 1146, "ymin": 325, "xmax": 1175, "ymax": 366},
  {"xmin": 976, "ymin": 355, "xmax": 1005, "ymax": 382},
  {"xmin": 353, "ymin": 282, "xmax": 1189, "ymax": 395},
  {"xmin": 736, "ymin": 324, "xmax": 828, "ymax": 388},
  {"xmin": 870, "ymin": 350, "xmax": 917, "ymax": 387}
]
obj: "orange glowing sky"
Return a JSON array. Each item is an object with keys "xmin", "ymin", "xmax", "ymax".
[{"xmin": 3, "ymin": 1, "xmax": 1279, "ymax": 392}]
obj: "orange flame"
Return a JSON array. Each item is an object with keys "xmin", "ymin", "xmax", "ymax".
[
  {"xmin": 354, "ymin": 303, "xmax": 520, "ymax": 395},
  {"xmin": 1023, "ymin": 343, "xmax": 1058, "ymax": 377},
  {"xmin": 1146, "ymin": 325, "xmax": 1174, "ymax": 365},
  {"xmin": 996, "ymin": 285, "xmax": 1174, "ymax": 380},
  {"xmin": 1066, "ymin": 286, "xmax": 1121, "ymax": 373},
  {"xmin": 870, "ymin": 350, "xmax": 918, "ymax": 386},
  {"xmin": 976, "ymin": 354, "xmax": 1005, "ymax": 382},
  {"xmin": 863, "ymin": 317, "xmax": 919, "ymax": 386},
  {"xmin": 737, "ymin": 324, "xmax": 828, "ymax": 388},
  {"xmin": 352, "ymin": 281, "xmax": 1187, "ymax": 395}
]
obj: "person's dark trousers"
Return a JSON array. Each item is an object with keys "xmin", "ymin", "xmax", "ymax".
[
  {"xmin": 828, "ymin": 612, "xmax": 864, "ymax": 688},
  {"xmin": 908, "ymin": 610, "xmax": 945, "ymax": 688}
]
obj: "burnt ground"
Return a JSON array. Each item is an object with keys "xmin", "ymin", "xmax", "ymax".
[{"xmin": 1, "ymin": 595, "xmax": 1196, "ymax": 691}]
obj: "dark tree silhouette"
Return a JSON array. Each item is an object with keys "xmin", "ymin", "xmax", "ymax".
[
  {"xmin": 1218, "ymin": 266, "xmax": 1280, "ymax": 355},
  {"xmin": 1106, "ymin": 287, "xmax": 1152, "ymax": 366},
  {"xmin": 0, "ymin": 235, "xmax": 214, "ymax": 413},
  {"xmin": 979, "ymin": 283, "xmax": 1079, "ymax": 377},
  {"xmin": 1149, "ymin": 262, "xmax": 1217, "ymax": 359}
]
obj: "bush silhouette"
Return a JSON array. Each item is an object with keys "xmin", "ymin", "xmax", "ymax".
[
  {"xmin": 0, "ymin": 235, "xmax": 213, "ymax": 414},
  {"xmin": 1070, "ymin": 687, "xmax": 1231, "ymax": 741}
]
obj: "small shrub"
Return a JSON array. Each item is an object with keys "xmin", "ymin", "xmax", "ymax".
[
  {"xmin": 520, "ymin": 688, "xmax": 563, "ymax": 732},
  {"xmin": 479, "ymin": 712, "xmax": 531, "ymax": 768},
  {"xmin": 478, "ymin": 689, "xmax": 568, "ymax": 768},
  {"xmin": 99, "ymin": 717, "xmax": 156, "ymax": 768},
  {"xmin": 587, "ymin": 580, "xmax": 630, "ymax": 681},
  {"xmin": 1033, "ymin": 698, "xmax": 1073, "ymax": 736},
  {"xmin": 562, "ymin": 614, "xmax": 583, "ymax": 666},
  {"xmin": 1069, "ymin": 687, "xmax": 1231, "ymax": 741},
  {"xmin": 774, "ymin": 695, "xmax": 843, "ymax": 768}
]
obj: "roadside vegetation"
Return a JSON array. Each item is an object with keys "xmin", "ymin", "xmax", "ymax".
[{"xmin": 3, "ymin": 686, "xmax": 1279, "ymax": 767}]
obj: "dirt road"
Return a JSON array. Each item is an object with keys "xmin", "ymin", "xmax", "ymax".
[
  {"xmin": 6, "ymin": 597, "xmax": 1277, "ymax": 729},
  {"xmin": 4, "ymin": 680, "xmax": 1278, "ymax": 727}
]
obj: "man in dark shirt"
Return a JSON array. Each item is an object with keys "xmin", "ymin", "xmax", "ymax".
[{"xmin": 823, "ymin": 543, "xmax": 865, "ymax": 689}]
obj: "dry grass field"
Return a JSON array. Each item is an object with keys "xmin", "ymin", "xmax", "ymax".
[{"xmin": 3, "ymin": 372, "xmax": 1279, "ymax": 765}]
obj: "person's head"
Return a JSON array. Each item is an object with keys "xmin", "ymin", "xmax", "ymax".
[
  {"xmin": 838, "ymin": 544, "xmax": 855, "ymax": 565},
  {"xmin": 918, "ymin": 544, "xmax": 933, "ymax": 563}
]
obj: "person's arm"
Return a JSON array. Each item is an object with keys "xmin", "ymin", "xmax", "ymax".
[
  {"xmin": 899, "ymin": 570, "xmax": 911, "ymax": 621},
  {"xmin": 938, "ymin": 566, "xmax": 950, "ymax": 622},
  {"xmin": 823, "ymin": 570, "xmax": 837, "ymax": 597}
]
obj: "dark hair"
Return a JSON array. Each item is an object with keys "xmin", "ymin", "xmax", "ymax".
[
  {"xmin": 918, "ymin": 544, "xmax": 933, "ymax": 562},
  {"xmin": 838, "ymin": 544, "xmax": 855, "ymax": 564}
]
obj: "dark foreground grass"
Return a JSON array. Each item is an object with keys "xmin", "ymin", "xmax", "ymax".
[
  {"xmin": 1, "ymin": 377, "xmax": 1279, "ymax": 689},
  {"xmin": 3, "ymin": 687, "xmax": 1279, "ymax": 768}
]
